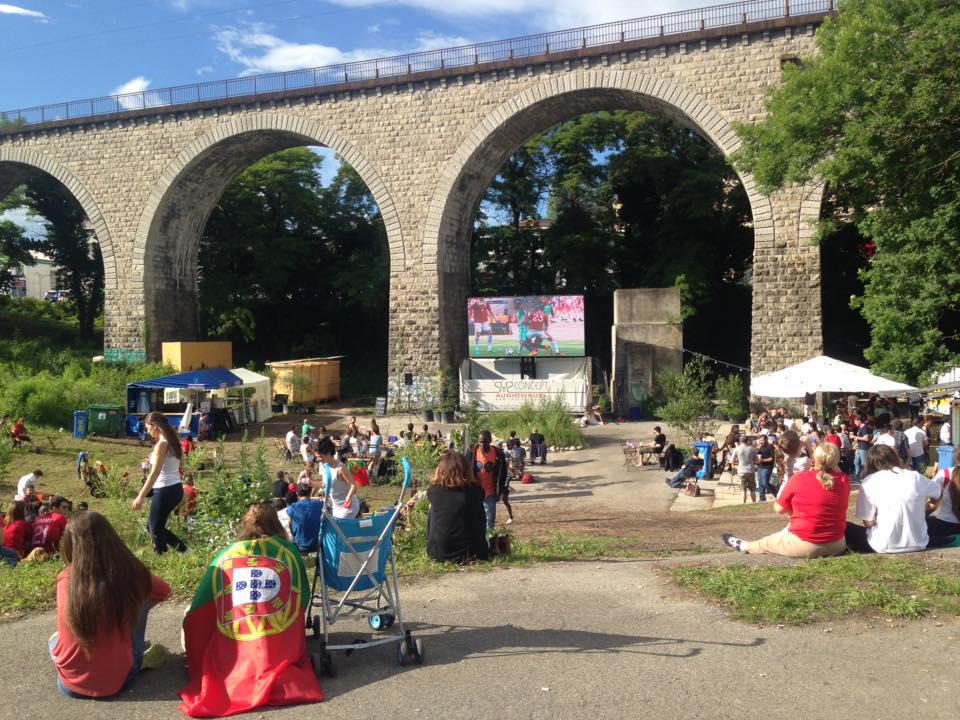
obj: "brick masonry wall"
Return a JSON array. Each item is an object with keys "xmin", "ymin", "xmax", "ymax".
[{"xmin": 0, "ymin": 22, "xmax": 823, "ymax": 383}]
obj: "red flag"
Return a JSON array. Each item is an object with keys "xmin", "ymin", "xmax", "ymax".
[{"xmin": 178, "ymin": 535, "xmax": 323, "ymax": 717}]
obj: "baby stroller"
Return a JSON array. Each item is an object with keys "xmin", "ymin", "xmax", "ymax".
[{"xmin": 306, "ymin": 457, "xmax": 424, "ymax": 676}]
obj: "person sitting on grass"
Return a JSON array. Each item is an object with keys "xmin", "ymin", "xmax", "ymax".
[
  {"xmin": 722, "ymin": 443, "xmax": 850, "ymax": 558},
  {"xmin": 844, "ymin": 444, "xmax": 947, "ymax": 554},
  {"xmin": 4, "ymin": 500, "xmax": 32, "ymax": 559},
  {"xmin": 32, "ymin": 496, "xmax": 70, "ymax": 555},
  {"xmin": 285, "ymin": 485, "xmax": 325, "ymax": 554},
  {"xmin": 666, "ymin": 448, "xmax": 704, "ymax": 489},
  {"xmin": 427, "ymin": 451, "xmax": 490, "ymax": 563},
  {"xmin": 0, "ymin": 513, "xmax": 18, "ymax": 567},
  {"xmin": 11, "ymin": 417, "xmax": 30, "ymax": 448},
  {"xmin": 179, "ymin": 503, "xmax": 323, "ymax": 718},
  {"xmin": 50, "ymin": 511, "xmax": 172, "ymax": 699},
  {"xmin": 928, "ymin": 446, "xmax": 960, "ymax": 544}
]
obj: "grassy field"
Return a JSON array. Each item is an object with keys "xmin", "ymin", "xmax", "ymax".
[
  {"xmin": 668, "ymin": 553, "xmax": 960, "ymax": 625},
  {"xmin": 468, "ymin": 338, "xmax": 584, "ymax": 357}
]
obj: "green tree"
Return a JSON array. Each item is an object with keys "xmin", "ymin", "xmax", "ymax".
[
  {"xmin": 734, "ymin": 0, "xmax": 960, "ymax": 383},
  {"xmin": 0, "ymin": 219, "xmax": 34, "ymax": 292},
  {"xmin": 20, "ymin": 175, "xmax": 104, "ymax": 338},
  {"xmin": 656, "ymin": 357, "xmax": 719, "ymax": 443}
]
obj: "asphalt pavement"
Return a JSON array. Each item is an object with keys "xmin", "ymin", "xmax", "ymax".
[{"xmin": 6, "ymin": 560, "xmax": 959, "ymax": 720}]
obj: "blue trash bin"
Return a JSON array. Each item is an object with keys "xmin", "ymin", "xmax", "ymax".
[
  {"xmin": 73, "ymin": 410, "xmax": 89, "ymax": 440},
  {"xmin": 693, "ymin": 441, "xmax": 717, "ymax": 479},
  {"xmin": 938, "ymin": 444, "xmax": 954, "ymax": 473}
]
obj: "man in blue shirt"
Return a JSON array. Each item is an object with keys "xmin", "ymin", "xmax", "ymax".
[{"xmin": 285, "ymin": 486, "xmax": 324, "ymax": 553}]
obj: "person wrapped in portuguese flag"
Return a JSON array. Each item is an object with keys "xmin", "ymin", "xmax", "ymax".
[{"xmin": 179, "ymin": 502, "xmax": 323, "ymax": 718}]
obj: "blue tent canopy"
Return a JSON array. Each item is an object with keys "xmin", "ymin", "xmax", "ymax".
[{"xmin": 127, "ymin": 367, "xmax": 243, "ymax": 390}]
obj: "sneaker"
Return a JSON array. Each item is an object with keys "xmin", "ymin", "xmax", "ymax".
[
  {"xmin": 721, "ymin": 533, "xmax": 745, "ymax": 552},
  {"xmin": 505, "ymin": 518, "xmax": 513, "ymax": 525},
  {"xmin": 141, "ymin": 643, "xmax": 170, "ymax": 670}
]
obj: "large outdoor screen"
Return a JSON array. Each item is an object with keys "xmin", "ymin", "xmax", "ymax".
[{"xmin": 467, "ymin": 295, "xmax": 585, "ymax": 358}]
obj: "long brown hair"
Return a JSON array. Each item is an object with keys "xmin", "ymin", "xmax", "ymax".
[
  {"xmin": 238, "ymin": 502, "xmax": 285, "ymax": 540},
  {"xmin": 811, "ymin": 443, "xmax": 841, "ymax": 490},
  {"xmin": 145, "ymin": 411, "xmax": 182, "ymax": 459},
  {"xmin": 5, "ymin": 500, "xmax": 25, "ymax": 522},
  {"xmin": 943, "ymin": 447, "xmax": 960, "ymax": 516},
  {"xmin": 61, "ymin": 512, "xmax": 152, "ymax": 651},
  {"xmin": 431, "ymin": 451, "xmax": 475, "ymax": 489},
  {"xmin": 864, "ymin": 444, "xmax": 902, "ymax": 477}
]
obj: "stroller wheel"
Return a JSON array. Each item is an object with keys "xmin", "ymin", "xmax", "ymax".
[
  {"xmin": 413, "ymin": 638, "xmax": 425, "ymax": 665},
  {"xmin": 396, "ymin": 640, "xmax": 408, "ymax": 666},
  {"xmin": 311, "ymin": 614, "xmax": 320, "ymax": 638},
  {"xmin": 382, "ymin": 613, "xmax": 395, "ymax": 628},
  {"xmin": 368, "ymin": 614, "xmax": 384, "ymax": 631},
  {"xmin": 316, "ymin": 651, "xmax": 336, "ymax": 678}
]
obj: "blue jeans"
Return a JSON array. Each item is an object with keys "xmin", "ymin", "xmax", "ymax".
[
  {"xmin": 50, "ymin": 603, "xmax": 151, "ymax": 698},
  {"xmin": 854, "ymin": 449, "xmax": 869, "ymax": 482},
  {"xmin": 757, "ymin": 466, "xmax": 774, "ymax": 500},
  {"xmin": 0, "ymin": 547, "xmax": 19, "ymax": 567},
  {"xmin": 910, "ymin": 455, "xmax": 926, "ymax": 473},
  {"xmin": 530, "ymin": 443, "xmax": 547, "ymax": 464},
  {"xmin": 149, "ymin": 483, "xmax": 186, "ymax": 554},
  {"xmin": 483, "ymin": 495, "xmax": 496, "ymax": 530}
]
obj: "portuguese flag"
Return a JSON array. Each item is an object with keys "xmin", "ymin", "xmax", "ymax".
[{"xmin": 178, "ymin": 534, "xmax": 324, "ymax": 717}]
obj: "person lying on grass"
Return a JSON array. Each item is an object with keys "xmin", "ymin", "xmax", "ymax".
[{"xmin": 722, "ymin": 443, "xmax": 850, "ymax": 558}]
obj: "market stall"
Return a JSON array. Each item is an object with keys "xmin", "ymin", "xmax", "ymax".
[
  {"xmin": 126, "ymin": 367, "xmax": 244, "ymax": 438},
  {"xmin": 209, "ymin": 368, "xmax": 273, "ymax": 423},
  {"xmin": 750, "ymin": 355, "xmax": 916, "ymax": 397}
]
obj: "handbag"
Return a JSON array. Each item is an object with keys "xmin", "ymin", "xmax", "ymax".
[{"xmin": 682, "ymin": 480, "xmax": 700, "ymax": 497}]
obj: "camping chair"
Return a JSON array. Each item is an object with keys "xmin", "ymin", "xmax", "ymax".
[
  {"xmin": 621, "ymin": 441, "xmax": 639, "ymax": 470},
  {"xmin": 274, "ymin": 437, "xmax": 289, "ymax": 460}
]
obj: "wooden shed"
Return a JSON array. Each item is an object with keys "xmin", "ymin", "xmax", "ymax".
[{"xmin": 267, "ymin": 356, "xmax": 342, "ymax": 404}]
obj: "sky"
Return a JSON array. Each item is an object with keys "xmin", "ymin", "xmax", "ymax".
[{"xmin": 1, "ymin": 0, "xmax": 712, "ymax": 231}]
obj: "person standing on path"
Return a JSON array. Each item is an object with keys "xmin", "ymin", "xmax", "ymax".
[
  {"xmin": 732, "ymin": 435, "xmax": 758, "ymax": 503},
  {"xmin": 904, "ymin": 416, "xmax": 929, "ymax": 473},
  {"xmin": 132, "ymin": 412, "xmax": 187, "ymax": 554},
  {"xmin": 756, "ymin": 434, "xmax": 775, "ymax": 501},
  {"xmin": 529, "ymin": 427, "xmax": 547, "ymax": 465},
  {"xmin": 472, "ymin": 431, "xmax": 506, "ymax": 530}
]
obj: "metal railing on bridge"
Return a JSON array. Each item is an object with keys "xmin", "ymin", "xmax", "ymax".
[{"xmin": 0, "ymin": 0, "xmax": 834, "ymax": 129}]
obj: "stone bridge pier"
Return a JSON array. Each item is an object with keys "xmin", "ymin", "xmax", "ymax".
[{"xmin": 0, "ymin": 6, "xmax": 830, "ymax": 387}]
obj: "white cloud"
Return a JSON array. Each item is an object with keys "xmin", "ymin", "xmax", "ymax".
[
  {"xmin": 366, "ymin": 23, "xmax": 380, "ymax": 33},
  {"xmin": 112, "ymin": 76, "xmax": 151, "ymax": 96},
  {"xmin": 214, "ymin": 23, "xmax": 473, "ymax": 76},
  {"xmin": 0, "ymin": 3, "xmax": 47, "ymax": 20},
  {"xmin": 327, "ymin": 0, "xmax": 709, "ymax": 29},
  {"xmin": 196, "ymin": 65, "xmax": 215, "ymax": 76}
]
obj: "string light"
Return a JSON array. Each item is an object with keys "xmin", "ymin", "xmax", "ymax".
[{"xmin": 682, "ymin": 348, "xmax": 751, "ymax": 373}]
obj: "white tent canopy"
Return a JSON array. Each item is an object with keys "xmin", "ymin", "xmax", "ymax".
[
  {"xmin": 750, "ymin": 355, "xmax": 916, "ymax": 397},
  {"xmin": 210, "ymin": 368, "xmax": 273, "ymax": 422}
]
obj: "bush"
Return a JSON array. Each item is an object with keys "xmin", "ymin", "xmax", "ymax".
[
  {"xmin": 715, "ymin": 373, "xmax": 748, "ymax": 421},
  {"xmin": 481, "ymin": 396, "xmax": 585, "ymax": 448},
  {"xmin": 656, "ymin": 357, "xmax": 720, "ymax": 443}
]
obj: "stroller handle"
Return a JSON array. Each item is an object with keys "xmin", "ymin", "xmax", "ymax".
[{"xmin": 400, "ymin": 456, "xmax": 412, "ymax": 490}]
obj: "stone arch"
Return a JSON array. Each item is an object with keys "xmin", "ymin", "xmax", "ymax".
[
  {"xmin": 422, "ymin": 70, "xmax": 779, "ymax": 366},
  {"xmin": 133, "ymin": 114, "xmax": 403, "ymax": 358},
  {"xmin": 0, "ymin": 147, "xmax": 116, "ymax": 290}
]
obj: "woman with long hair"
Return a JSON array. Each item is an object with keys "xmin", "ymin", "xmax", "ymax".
[
  {"xmin": 50, "ymin": 511, "xmax": 171, "ymax": 698},
  {"xmin": 132, "ymin": 411, "xmax": 187, "ymax": 553},
  {"xmin": 722, "ymin": 443, "xmax": 850, "ymax": 558},
  {"xmin": 3, "ymin": 500, "xmax": 31, "ymax": 558},
  {"xmin": 845, "ymin": 444, "xmax": 945, "ymax": 553},
  {"xmin": 426, "ymin": 451, "xmax": 489, "ymax": 563},
  {"xmin": 927, "ymin": 446, "xmax": 960, "ymax": 543}
]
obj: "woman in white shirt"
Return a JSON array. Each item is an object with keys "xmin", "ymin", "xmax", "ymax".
[
  {"xmin": 313, "ymin": 438, "xmax": 360, "ymax": 519},
  {"xmin": 845, "ymin": 444, "xmax": 944, "ymax": 553},
  {"xmin": 928, "ymin": 446, "xmax": 960, "ymax": 543},
  {"xmin": 132, "ymin": 411, "xmax": 187, "ymax": 554},
  {"xmin": 300, "ymin": 436, "xmax": 316, "ymax": 466}
]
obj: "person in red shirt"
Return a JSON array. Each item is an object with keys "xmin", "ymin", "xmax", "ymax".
[
  {"xmin": 50, "ymin": 511, "xmax": 171, "ymax": 699},
  {"xmin": 4, "ymin": 500, "xmax": 32, "ymax": 558},
  {"xmin": 471, "ymin": 300, "xmax": 495, "ymax": 355},
  {"xmin": 32, "ymin": 496, "xmax": 70, "ymax": 554},
  {"xmin": 471, "ymin": 430, "xmax": 506, "ymax": 530},
  {"xmin": 825, "ymin": 426, "xmax": 842, "ymax": 450},
  {"xmin": 721, "ymin": 443, "xmax": 850, "ymax": 558}
]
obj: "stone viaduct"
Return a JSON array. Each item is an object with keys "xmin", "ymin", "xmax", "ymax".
[{"xmin": 0, "ymin": 1, "xmax": 833, "ymax": 387}]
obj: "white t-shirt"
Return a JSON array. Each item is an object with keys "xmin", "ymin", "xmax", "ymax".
[
  {"xmin": 151, "ymin": 442, "xmax": 182, "ymax": 489},
  {"xmin": 941, "ymin": 422, "xmax": 952, "ymax": 445},
  {"xmin": 16, "ymin": 472, "xmax": 37, "ymax": 500},
  {"xmin": 285, "ymin": 430, "xmax": 299, "ymax": 453},
  {"xmin": 856, "ymin": 468, "xmax": 943, "ymax": 553},
  {"xmin": 903, "ymin": 426, "xmax": 927, "ymax": 458},
  {"xmin": 933, "ymin": 469, "xmax": 959, "ymax": 525},
  {"xmin": 277, "ymin": 507, "xmax": 294, "ymax": 541},
  {"xmin": 875, "ymin": 433, "xmax": 896, "ymax": 449},
  {"xmin": 300, "ymin": 443, "xmax": 315, "ymax": 464}
]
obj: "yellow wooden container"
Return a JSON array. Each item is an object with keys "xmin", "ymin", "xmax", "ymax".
[
  {"xmin": 267, "ymin": 357, "xmax": 341, "ymax": 404},
  {"xmin": 162, "ymin": 341, "xmax": 233, "ymax": 372}
]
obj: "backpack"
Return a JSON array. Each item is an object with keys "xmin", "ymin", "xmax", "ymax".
[
  {"xmin": 893, "ymin": 431, "xmax": 910, "ymax": 462},
  {"xmin": 664, "ymin": 445, "xmax": 684, "ymax": 471}
]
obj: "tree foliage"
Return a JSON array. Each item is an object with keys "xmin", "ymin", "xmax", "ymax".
[
  {"xmin": 472, "ymin": 110, "xmax": 753, "ymax": 368},
  {"xmin": 199, "ymin": 148, "xmax": 389, "ymax": 386},
  {"xmin": 656, "ymin": 357, "xmax": 720, "ymax": 443},
  {"xmin": 0, "ymin": 219, "xmax": 33, "ymax": 292},
  {"xmin": 734, "ymin": 0, "xmax": 960, "ymax": 383}
]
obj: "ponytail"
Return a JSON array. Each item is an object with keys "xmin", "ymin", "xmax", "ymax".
[{"xmin": 812, "ymin": 443, "xmax": 840, "ymax": 490}]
